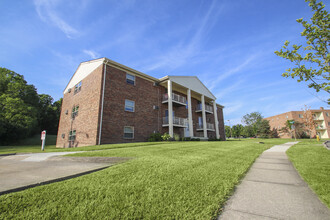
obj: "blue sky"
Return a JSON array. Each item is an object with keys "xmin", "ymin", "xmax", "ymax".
[{"xmin": 1, "ymin": 0, "xmax": 329, "ymax": 125}]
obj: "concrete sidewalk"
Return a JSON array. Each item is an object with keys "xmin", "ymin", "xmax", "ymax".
[{"xmin": 219, "ymin": 142, "xmax": 330, "ymax": 220}]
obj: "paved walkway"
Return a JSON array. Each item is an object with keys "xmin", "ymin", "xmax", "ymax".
[
  {"xmin": 0, "ymin": 152, "xmax": 129, "ymax": 195},
  {"xmin": 219, "ymin": 142, "xmax": 330, "ymax": 220}
]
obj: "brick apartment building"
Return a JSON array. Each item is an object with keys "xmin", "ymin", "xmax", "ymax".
[
  {"xmin": 265, "ymin": 107, "xmax": 330, "ymax": 139},
  {"xmin": 56, "ymin": 58, "xmax": 226, "ymax": 148}
]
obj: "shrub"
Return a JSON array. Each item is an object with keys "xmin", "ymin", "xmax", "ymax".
[
  {"xmin": 148, "ymin": 133, "xmax": 162, "ymax": 142},
  {"xmin": 174, "ymin": 133, "xmax": 180, "ymax": 141},
  {"xmin": 161, "ymin": 133, "xmax": 171, "ymax": 141}
]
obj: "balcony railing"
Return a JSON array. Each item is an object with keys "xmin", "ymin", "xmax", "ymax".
[
  {"xmin": 316, "ymin": 125, "xmax": 325, "ymax": 130},
  {"xmin": 163, "ymin": 116, "xmax": 187, "ymax": 127},
  {"xmin": 196, "ymin": 104, "xmax": 213, "ymax": 113},
  {"xmin": 196, "ymin": 123, "xmax": 215, "ymax": 131},
  {"xmin": 163, "ymin": 93, "xmax": 186, "ymax": 105}
]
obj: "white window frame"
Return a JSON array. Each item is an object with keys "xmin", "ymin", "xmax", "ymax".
[
  {"xmin": 299, "ymin": 114, "xmax": 303, "ymax": 118},
  {"xmin": 125, "ymin": 100, "xmax": 135, "ymax": 112},
  {"xmin": 74, "ymin": 81, "xmax": 82, "ymax": 94},
  {"xmin": 124, "ymin": 126, "xmax": 134, "ymax": 139},
  {"xmin": 69, "ymin": 130, "xmax": 76, "ymax": 141},
  {"xmin": 72, "ymin": 105, "xmax": 79, "ymax": 118},
  {"xmin": 126, "ymin": 73, "xmax": 135, "ymax": 85}
]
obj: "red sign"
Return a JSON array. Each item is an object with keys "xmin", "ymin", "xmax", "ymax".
[{"xmin": 41, "ymin": 131, "xmax": 46, "ymax": 140}]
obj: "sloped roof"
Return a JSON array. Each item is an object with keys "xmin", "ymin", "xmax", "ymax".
[
  {"xmin": 63, "ymin": 58, "xmax": 216, "ymax": 101},
  {"xmin": 64, "ymin": 58, "xmax": 104, "ymax": 93},
  {"xmin": 159, "ymin": 76, "xmax": 216, "ymax": 100}
]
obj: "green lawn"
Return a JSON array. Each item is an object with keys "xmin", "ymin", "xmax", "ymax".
[
  {"xmin": 0, "ymin": 135, "xmax": 168, "ymax": 154},
  {"xmin": 286, "ymin": 139, "xmax": 330, "ymax": 208},
  {"xmin": 0, "ymin": 139, "xmax": 288, "ymax": 219}
]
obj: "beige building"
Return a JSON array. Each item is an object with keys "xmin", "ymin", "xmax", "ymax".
[{"xmin": 265, "ymin": 107, "xmax": 330, "ymax": 139}]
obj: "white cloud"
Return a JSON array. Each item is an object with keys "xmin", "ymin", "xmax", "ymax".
[
  {"xmin": 83, "ymin": 49, "xmax": 100, "ymax": 59},
  {"xmin": 34, "ymin": 0, "xmax": 79, "ymax": 38}
]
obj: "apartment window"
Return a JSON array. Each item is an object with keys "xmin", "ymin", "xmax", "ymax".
[
  {"xmin": 126, "ymin": 73, "xmax": 135, "ymax": 85},
  {"xmin": 125, "ymin": 100, "xmax": 135, "ymax": 112},
  {"xmin": 326, "ymin": 112, "xmax": 329, "ymax": 117},
  {"xmin": 69, "ymin": 130, "xmax": 76, "ymax": 141},
  {"xmin": 72, "ymin": 105, "xmax": 79, "ymax": 118},
  {"xmin": 124, "ymin": 126, "xmax": 134, "ymax": 139},
  {"xmin": 74, "ymin": 81, "xmax": 82, "ymax": 94},
  {"xmin": 299, "ymin": 114, "xmax": 303, "ymax": 118},
  {"xmin": 328, "ymin": 122, "xmax": 330, "ymax": 126}
]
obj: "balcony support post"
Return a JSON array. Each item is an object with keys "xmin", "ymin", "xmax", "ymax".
[
  {"xmin": 201, "ymin": 95, "xmax": 207, "ymax": 138},
  {"xmin": 168, "ymin": 80, "xmax": 174, "ymax": 137},
  {"xmin": 187, "ymin": 89, "xmax": 194, "ymax": 137},
  {"xmin": 213, "ymin": 101, "xmax": 220, "ymax": 139}
]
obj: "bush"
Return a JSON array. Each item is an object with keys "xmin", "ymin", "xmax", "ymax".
[
  {"xmin": 174, "ymin": 133, "xmax": 180, "ymax": 141},
  {"xmin": 191, "ymin": 138, "xmax": 200, "ymax": 141},
  {"xmin": 161, "ymin": 133, "xmax": 171, "ymax": 141},
  {"xmin": 148, "ymin": 133, "xmax": 162, "ymax": 142}
]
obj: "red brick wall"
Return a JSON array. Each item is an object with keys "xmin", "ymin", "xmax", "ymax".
[
  {"xmin": 265, "ymin": 109, "xmax": 330, "ymax": 138},
  {"xmin": 56, "ymin": 64, "xmax": 103, "ymax": 148},
  {"xmin": 217, "ymin": 106, "xmax": 226, "ymax": 140},
  {"xmin": 57, "ymin": 62, "xmax": 227, "ymax": 146},
  {"xmin": 100, "ymin": 65, "xmax": 161, "ymax": 143}
]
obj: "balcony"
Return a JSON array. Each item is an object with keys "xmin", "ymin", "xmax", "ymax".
[
  {"xmin": 162, "ymin": 93, "xmax": 186, "ymax": 106},
  {"xmin": 196, "ymin": 103, "xmax": 213, "ymax": 114},
  {"xmin": 316, "ymin": 125, "xmax": 326, "ymax": 130},
  {"xmin": 196, "ymin": 123, "xmax": 215, "ymax": 131},
  {"xmin": 313, "ymin": 113, "xmax": 324, "ymax": 121},
  {"xmin": 163, "ymin": 116, "xmax": 187, "ymax": 127}
]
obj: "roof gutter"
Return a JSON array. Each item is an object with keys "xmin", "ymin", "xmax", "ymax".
[{"xmin": 98, "ymin": 60, "xmax": 108, "ymax": 145}]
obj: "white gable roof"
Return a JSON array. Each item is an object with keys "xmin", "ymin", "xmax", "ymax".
[
  {"xmin": 160, "ymin": 76, "xmax": 216, "ymax": 100},
  {"xmin": 64, "ymin": 58, "xmax": 104, "ymax": 94}
]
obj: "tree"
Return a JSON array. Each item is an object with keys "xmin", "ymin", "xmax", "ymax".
[
  {"xmin": 0, "ymin": 68, "xmax": 62, "ymax": 144},
  {"xmin": 303, "ymin": 105, "xmax": 317, "ymax": 139},
  {"xmin": 225, "ymin": 125, "xmax": 231, "ymax": 138},
  {"xmin": 232, "ymin": 124, "xmax": 244, "ymax": 139},
  {"xmin": 242, "ymin": 125, "xmax": 254, "ymax": 137},
  {"xmin": 257, "ymin": 120, "xmax": 271, "ymax": 138},
  {"xmin": 279, "ymin": 120, "xmax": 308, "ymax": 139},
  {"xmin": 275, "ymin": 0, "xmax": 330, "ymax": 104},
  {"xmin": 242, "ymin": 112, "xmax": 263, "ymax": 136}
]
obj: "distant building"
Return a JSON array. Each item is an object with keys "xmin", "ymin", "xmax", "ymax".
[
  {"xmin": 265, "ymin": 107, "xmax": 330, "ymax": 139},
  {"xmin": 56, "ymin": 58, "xmax": 226, "ymax": 148}
]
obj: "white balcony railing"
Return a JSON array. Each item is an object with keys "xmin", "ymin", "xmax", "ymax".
[
  {"xmin": 196, "ymin": 103, "xmax": 213, "ymax": 113},
  {"xmin": 163, "ymin": 93, "xmax": 186, "ymax": 105},
  {"xmin": 163, "ymin": 116, "xmax": 187, "ymax": 127},
  {"xmin": 197, "ymin": 123, "xmax": 215, "ymax": 130}
]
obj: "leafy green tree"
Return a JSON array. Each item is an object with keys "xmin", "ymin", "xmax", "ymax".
[
  {"xmin": 0, "ymin": 68, "xmax": 62, "ymax": 143},
  {"xmin": 225, "ymin": 125, "xmax": 231, "ymax": 138},
  {"xmin": 242, "ymin": 125, "xmax": 254, "ymax": 137},
  {"xmin": 275, "ymin": 0, "xmax": 330, "ymax": 103},
  {"xmin": 257, "ymin": 120, "xmax": 271, "ymax": 138},
  {"xmin": 242, "ymin": 112, "xmax": 263, "ymax": 136},
  {"xmin": 232, "ymin": 124, "xmax": 244, "ymax": 139}
]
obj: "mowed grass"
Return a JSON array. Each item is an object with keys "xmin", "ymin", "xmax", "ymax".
[
  {"xmin": 0, "ymin": 135, "xmax": 168, "ymax": 154},
  {"xmin": 286, "ymin": 140, "xmax": 330, "ymax": 208},
  {"xmin": 0, "ymin": 139, "xmax": 289, "ymax": 219}
]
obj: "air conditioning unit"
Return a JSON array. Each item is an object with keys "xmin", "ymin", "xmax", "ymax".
[
  {"xmin": 65, "ymin": 110, "xmax": 68, "ymax": 115},
  {"xmin": 153, "ymin": 105, "xmax": 159, "ymax": 110}
]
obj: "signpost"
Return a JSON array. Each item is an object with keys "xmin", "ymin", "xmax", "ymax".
[{"xmin": 41, "ymin": 130, "xmax": 46, "ymax": 151}]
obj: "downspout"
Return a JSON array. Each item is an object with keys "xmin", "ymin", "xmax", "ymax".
[{"xmin": 98, "ymin": 60, "xmax": 108, "ymax": 145}]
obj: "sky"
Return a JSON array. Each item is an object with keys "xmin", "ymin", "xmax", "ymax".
[{"xmin": 1, "ymin": 0, "xmax": 329, "ymax": 125}]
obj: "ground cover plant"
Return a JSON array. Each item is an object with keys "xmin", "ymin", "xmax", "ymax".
[
  {"xmin": 287, "ymin": 140, "xmax": 330, "ymax": 208},
  {"xmin": 0, "ymin": 139, "xmax": 288, "ymax": 219}
]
